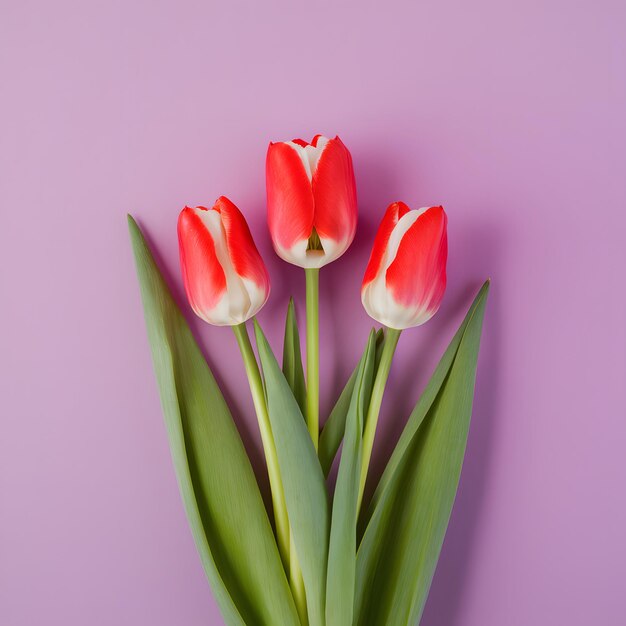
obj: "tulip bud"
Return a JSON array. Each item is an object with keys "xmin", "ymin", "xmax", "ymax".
[
  {"xmin": 361, "ymin": 202, "xmax": 447, "ymax": 330},
  {"xmin": 266, "ymin": 135, "xmax": 357, "ymax": 268},
  {"xmin": 177, "ymin": 197, "xmax": 270, "ymax": 326}
]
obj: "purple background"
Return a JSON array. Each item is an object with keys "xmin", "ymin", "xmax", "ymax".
[{"xmin": 1, "ymin": 1, "xmax": 625, "ymax": 625}]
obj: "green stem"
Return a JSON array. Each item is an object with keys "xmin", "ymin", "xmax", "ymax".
[
  {"xmin": 357, "ymin": 327, "xmax": 402, "ymax": 512},
  {"xmin": 305, "ymin": 268, "xmax": 320, "ymax": 450},
  {"xmin": 232, "ymin": 322, "xmax": 290, "ymax": 571}
]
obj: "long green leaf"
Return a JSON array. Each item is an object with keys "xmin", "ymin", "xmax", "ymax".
[
  {"xmin": 355, "ymin": 281, "xmax": 490, "ymax": 626},
  {"xmin": 128, "ymin": 216, "xmax": 299, "ymax": 626},
  {"xmin": 362, "ymin": 282, "xmax": 490, "ymax": 528},
  {"xmin": 319, "ymin": 329, "xmax": 384, "ymax": 477},
  {"xmin": 325, "ymin": 330, "xmax": 377, "ymax": 626},
  {"xmin": 282, "ymin": 298, "xmax": 307, "ymax": 417},
  {"xmin": 255, "ymin": 321, "xmax": 330, "ymax": 626}
]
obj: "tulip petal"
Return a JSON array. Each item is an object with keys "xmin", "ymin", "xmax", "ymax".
[
  {"xmin": 288, "ymin": 137, "xmax": 329, "ymax": 182},
  {"xmin": 386, "ymin": 206, "xmax": 448, "ymax": 312},
  {"xmin": 362, "ymin": 202, "xmax": 411, "ymax": 287},
  {"xmin": 178, "ymin": 207, "xmax": 227, "ymax": 319},
  {"xmin": 266, "ymin": 142, "xmax": 314, "ymax": 250},
  {"xmin": 189, "ymin": 207, "xmax": 249, "ymax": 326},
  {"xmin": 311, "ymin": 137, "xmax": 357, "ymax": 246},
  {"xmin": 217, "ymin": 196, "xmax": 270, "ymax": 298}
]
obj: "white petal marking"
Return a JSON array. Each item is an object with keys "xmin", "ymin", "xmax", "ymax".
[
  {"xmin": 285, "ymin": 136, "xmax": 330, "ymax": 182},
  {"xmin": 361, "ymin": 207, "xmax": 436, "ymax": 330},
  {"xmin": 193, "ymin": 207, "xmax": 252, "ymax": 325}
]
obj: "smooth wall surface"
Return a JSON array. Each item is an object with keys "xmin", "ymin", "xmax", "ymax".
[{"xmin": 1, "ymin": 1, "xmax": 625, "ymax": 624}]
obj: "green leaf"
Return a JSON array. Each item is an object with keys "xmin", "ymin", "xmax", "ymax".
[
  {"xmin": 325, "ymin": 330, "xmax": 377, "ymax": 626},
  {"xmin": 319, "ymin": 329, "xmax": 384, "ymax": 477},
  {"xmin": 282, "ymin": 298, "xmax": 307, "ymax": 417},
  {"xmin": 254, "ymin": 321, "xmax": 330, "ymax": 626},
  {"xmin": 355, "ymin": 281, "xmax": 490, "ymax": 626},
  {"xmin": 128, "ymin": 216, "xmax": 299, "ymax": 626}
]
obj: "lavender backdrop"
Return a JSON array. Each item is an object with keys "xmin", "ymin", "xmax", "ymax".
[{"xmin": 1, "ymin": 1, "xmax": 625, "ymax": 625}]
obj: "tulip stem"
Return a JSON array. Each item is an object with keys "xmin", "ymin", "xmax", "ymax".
[
  {"xmin": 305, "ymin": 268, "xmax": 320, "ymax": 450},
  {"xmin": 357, "ymin": 327, "xmax": 402, "ymax": 513},
  {"xmin": 232, "ymin": 323, "xmax": 291, "ymax": 573}
]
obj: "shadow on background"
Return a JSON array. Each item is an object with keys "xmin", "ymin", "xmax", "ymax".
[{"xmin": 419, "ymin": 218, "xmax": 503, "ymax": 626}]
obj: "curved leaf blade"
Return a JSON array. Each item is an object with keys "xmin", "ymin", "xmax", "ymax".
[
  {"xmin": 282, "ymin": 298, "xmax": 307, "ymax": 417},
  {"xmin": 128, "ymin": 216, "xmax": 299, "ymax": 626},
  {"xmin": 255, "ymin": 321, "xmax": 330, "ymax": 626},
  {"xmin": 325, "ymin": 331, "xmax": 377, "ymax": 626},
  {"xmin": 355, "ymin": 281, "xmax": 490, "ymax": 626},
  {"xmin": 363, "ymin": 282, "xmax": 490, "ymax": 528}
]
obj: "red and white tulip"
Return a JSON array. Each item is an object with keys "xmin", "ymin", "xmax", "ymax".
[
  {"xmin": 266, "ymin": 135, "xmax": 357, "ymax": 268},
  {"xmin": 177, "ymin": 197, "xmax": 270, "ymax": 326},
  {"xmin": 362, "ymin": 202, "xmax": 448, "ymax": 329}
]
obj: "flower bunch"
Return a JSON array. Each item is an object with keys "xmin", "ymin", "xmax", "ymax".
[{"xmin": 129, "ymin": 134, "xmax": 488, "ymax": 626}]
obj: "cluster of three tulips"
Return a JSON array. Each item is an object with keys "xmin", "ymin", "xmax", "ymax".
[{"xmin": 177, "ymin": 134, "xmax": 448, "ymax": 619}]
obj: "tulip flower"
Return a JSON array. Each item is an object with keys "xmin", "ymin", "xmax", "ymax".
[
  {"xmin": 177, "ymin": 197, "xmax": 270, "ymax": 326},
  {"xmin": 361, "ymin": 202, "xmax": 448, "ymax": 330},
  {"xmin": 357, "ymin": 202, "xmax": 448, "ymax": 510},
  {"xmin": 266, "ymin": 135, "xmax": 357, "ymax": 269},
  {"xmin": 266, "ymin": 134, "xmax": 357, "ymax": 450},
  {"xmin": 179, "ymin": 197, "xmax": 290, "ymax": 576}
]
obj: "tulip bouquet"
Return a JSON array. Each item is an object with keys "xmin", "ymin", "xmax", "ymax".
[{"xmin": 128, "ymin": 134, "xmax": 489, "ymax": 626}]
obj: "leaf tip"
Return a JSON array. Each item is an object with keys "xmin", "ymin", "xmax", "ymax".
[
  {"xmin": 286, "ymin": 297, "xmax": 296, "ymax": 321},
  {"xmin": 127, "ymin": 215, "xmax": 145, "ymax": 248},
  {"xmin": 482, "ymin": 279, "xmax": 491, "ymax": 298},
  {"xmin": 127, "ymin": 215, "xmax": 145, "ymax": 258},
  {"xmin": 252, "ymin": 318, "xmax": 265, "ymax": 345},
  {"xmin": 477, "ymin": 279, "xmax": 491, "ymax": 300}
]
